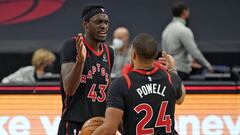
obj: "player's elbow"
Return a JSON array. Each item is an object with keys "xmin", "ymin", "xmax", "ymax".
[
  {"xmin": 63, "ymin": 81, "xmax": 76, "ymax": 96},
  {"xmin": 64, "ymin": 86, "xmax": 75, "ymax": 96},
  {"xmin": 176, "ymin": 97, "xmax": 184, "ymax": 105},
  {"xmin": 64, "ymin": 89, "xmax": 75, "ymax": 96},
  {"xmin": 176, "ymin": 85, "xmax": 186, "ymax": 105},
  {"xmin": 61, "ymin": 69, "xmax": 79, "ymax": 96}
]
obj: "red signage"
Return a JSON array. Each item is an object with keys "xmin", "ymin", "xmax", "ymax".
[{"xmin": 0, "ymin": 0, "xmax": 65, "ymax": 25}]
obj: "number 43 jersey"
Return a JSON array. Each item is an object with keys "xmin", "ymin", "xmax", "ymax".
[
  {"xmin": 107, "ymin": 66, "xmax": 182, "ymax": 135},
  {"xmin": 60, "ymin": 37, "xmax": 114, "ymax": 124}
]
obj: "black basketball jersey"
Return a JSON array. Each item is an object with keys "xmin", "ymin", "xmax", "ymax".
[
  {"xmin": 59, "ymin": 37, "xmax": 114, "ymax": 124},
  {"xmin": 107, "ymin": 66, "xmax": 182, "ymax": 135}
]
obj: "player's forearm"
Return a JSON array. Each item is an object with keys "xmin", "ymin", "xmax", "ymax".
[
  {"xmin": 92, "ymin": 124, "xmax": 116, "ymax": 135},
  {"xmin": 63, "ymin": 62, "xmax": 84, "ymax": 96}
]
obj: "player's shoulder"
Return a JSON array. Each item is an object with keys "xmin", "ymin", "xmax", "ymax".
[
  {"xmin": 59, "ymin": 37, "xmax": 77, "ymax": 54},
  {"xmin": 112, "ymin": 76, "xmax": 126, "ymax": 85},
  {"xmin": 169, "ymin": 72, "xmax": 182, "ymax": 85},
  {"xmin": 169, "ymin": 72, "xmax": 180, "ymax": 78},
  {"xmin": 61, "ymin": 37, "xmax": 76, "ymax": 47},
  {"xmin": 111, "ymin": 76, "xmax": 129, "ymax": 89}
]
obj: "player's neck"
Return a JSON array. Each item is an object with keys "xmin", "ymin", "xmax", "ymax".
[
  {"xmin": 133, "ymin": 61, "xmax": 154, "ymax": 70},
  {"xmin": 84, "ymin": 35, "xmax": 100, "ymax": 52}
]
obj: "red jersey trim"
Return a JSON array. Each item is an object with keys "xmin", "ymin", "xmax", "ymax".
[
  {"xmin": 82, "ymin": 37, "xmax": 104, "ymax": 56},
  {"xmin": 153, "ymin": 61, "xmax": 167, "ymax": 71},
  {"xmin": 103, "ymin": 44, "xmax": 111, "ymax": 69},
  {"xmin": 132, "ymin": 66, "xmax": 159, "ymax": 75},
  {"xmin": 66, "ymin": 122, "xmax": 69, "ymax": 135},
  {"xmin": 123, "ymin": 74, "xmax": 131, "ymax": 89},
  {"xmin": 185, "ymin": 86, "xmax": 236, "ymax": 90},
  {"xmin": 154, "ymin": 62, "xmax": 173, "ymax": 87}
]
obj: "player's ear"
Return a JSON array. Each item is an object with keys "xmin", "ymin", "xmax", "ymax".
[
  {"xmin": 130, "ymin": 48, "xmax": 134, "ymax": 65},
  {"xmin": 132, "ymin": 49, "xmax": 137, "ymax": 61},
  {"xmin": 82, "ymin": 21, "xmax": 89, "ymax": 30}
]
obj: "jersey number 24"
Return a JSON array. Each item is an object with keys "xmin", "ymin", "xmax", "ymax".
[{"xmin": 134, "ymin": 101, "xmax": 172, "ymax": 134}]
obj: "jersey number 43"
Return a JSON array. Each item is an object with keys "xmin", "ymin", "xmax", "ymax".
[
  {"xmin": 87, "ymin": 84, "xmax": 107, "ymax": 102},
  {"xmin": 134, "ymin": 101, "xmax": 172, "ymax": 134}
]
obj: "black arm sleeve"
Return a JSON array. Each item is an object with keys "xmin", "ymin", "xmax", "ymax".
[
  {"xmin": 60, "ymin": 38, "xmax": 77, "ymax": 64},
  {"xmin": 108, "ymin": 46, "xmax": 114, "ymax": 70},
  {"xmin": 170, "ymin": 72, "xmax": 183, "ymax": 100},
  {"xmin": 107, "ymin": 77, "xmax": 128, "ymax": 111}
]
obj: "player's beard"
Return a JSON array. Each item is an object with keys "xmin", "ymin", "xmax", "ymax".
[
  {"xmin": 94, "ymin": 38, "xmax": 106, "ymax": 42},
  {"xmin": 92, "ymin": 35, "xmax": 107, "ymax": 43}
]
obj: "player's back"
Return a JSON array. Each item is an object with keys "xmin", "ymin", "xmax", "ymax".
[{"xmin": 122, "ymin": 67, "xmax": 178, "ymax": 135}]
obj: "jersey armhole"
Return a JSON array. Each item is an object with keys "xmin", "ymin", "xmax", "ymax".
[
  {"xmin": 166, "ymin": 72, "xmax": 173, "ymax": 86},
  {"xmin": 166, "ymin": 71, "xmax": 180, "ymax": 99},
  {"xmin": 123, "ymin": 74, "xmax": 131, "ymax": 89}
]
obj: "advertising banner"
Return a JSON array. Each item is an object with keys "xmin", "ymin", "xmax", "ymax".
[{"xmin": 0, "ymin": 94, "xmax": 239, "ymax": 135}]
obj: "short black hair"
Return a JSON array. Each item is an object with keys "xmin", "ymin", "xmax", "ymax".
[
  {"xmin": 81, "ymin": 4, "xmax": 105, "ymax": 20},
  {"xmin": 132, "ymin": 33, "xmax": 158, "ymax": 59},
  {"xmin": 171, "ymin": 1, "xmax": 189, "ymax": 17}
]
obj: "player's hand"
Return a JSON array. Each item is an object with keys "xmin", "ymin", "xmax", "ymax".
[
  {"xmin": 76, "ymin": 33, "xmax": 87, "ymax": 63},
  {"xmin": 159, "ymin": 51, "xmax": 176, "ymax": 71}
]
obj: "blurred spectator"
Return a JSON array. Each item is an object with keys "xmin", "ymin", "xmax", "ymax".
[
  {"xmin": 1, "ymin": 48, "xmax": 56, "ymax": 84},
  {"xmin": 161, "ymin": 1, "xmax": 213, "ymax": 80},
  {"xmin": 111, "ymin": 27, "xmax": 131, "ymax": 78}
]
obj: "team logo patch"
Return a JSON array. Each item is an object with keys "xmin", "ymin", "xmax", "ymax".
[
  {"xmin": 101, "ymin": 8, "xmax": 105, "ymax": 12},
  {"xmin": 148, "ymin": 76, "xmax": 152, "ymax": 82},
  {"xmin": 103, "ymin": 54, "xmax": 108, "ymax": 62}
]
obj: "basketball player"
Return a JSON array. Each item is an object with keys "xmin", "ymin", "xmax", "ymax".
[
  {"xmin": 57, "ymin": 4, "xmax": 114, "ymax": 135},
  {"xmin": 93, "ymin": 33, "xmax": 185, "ymax": 135}
]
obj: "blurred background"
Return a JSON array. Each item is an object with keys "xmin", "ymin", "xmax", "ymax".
[{"xmin": 0, "ymin": 0, "xmax": 239, "ymax": 135}]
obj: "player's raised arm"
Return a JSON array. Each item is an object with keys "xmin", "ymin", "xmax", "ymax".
[
  {"xmin": 169, "ymin": 71, "xmax": 186, "ymax": 105},
  {"xmin": 159, "ymin": 52, "xmax": 186, "ymax": 104},
  {"xmin": 92, "ymin": 76, "xmax": 127, "ymax": 135},
  {"xmin": 61, "ymin": 34, "xmax": 86, "ymax": 96}
]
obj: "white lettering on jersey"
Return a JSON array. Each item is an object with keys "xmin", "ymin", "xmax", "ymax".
[
  {"xmin": 148, "ymin": 76, "xmax": 152, "ymax": 82},
  {"xmin": 136, "ymin": 83, "xmax": 166, "ymax": 98}
]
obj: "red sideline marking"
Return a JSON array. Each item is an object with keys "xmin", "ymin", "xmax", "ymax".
[
  {"xmin": 185, "ymin": 86, "xmax": 236, "ymax": 91},
  {"xmin": 237, "ymin": 86, "xmax": 240, "ymax": 90},
  {"xmin": 35, "ymin": 86, "xmax": 60, "ymax": 90},
  {"xmin": 0, "ymin": 86, "xmax": 60, "ymax": 91}
]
